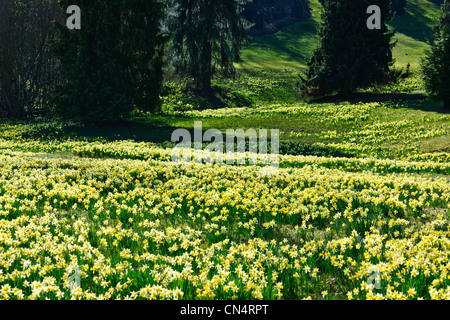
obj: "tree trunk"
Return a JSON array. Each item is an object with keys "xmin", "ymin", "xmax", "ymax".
[
  {"xmin": 199, "ymin": 39, "xmax": 212, "ymax": 92},
  {"xmin": 0, "ymin": 77, "xmax": 22, "ymax": 118},
  {"xmin": 197, "ymin": 0, "xmax": 213, "ymax": 92}
]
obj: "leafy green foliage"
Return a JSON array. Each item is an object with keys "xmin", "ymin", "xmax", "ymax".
[
  {"xmin": 160, "ymin": 82, "xmax": 255, "ymax": 112},
  {"xmin": 51, "ymin": 0, "xmax": 166, "ymax": 123},
  {"xmin": 160, "ymin": 69, "xmax": 302, "ymax": 113}
]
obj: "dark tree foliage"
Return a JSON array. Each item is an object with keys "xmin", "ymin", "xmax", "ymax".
[
  {"xmin": 166, "ymin": 0, "xmax": 251, "ymax": 91},
  {"xmin": 391, "ymin": 0, "xmax": 407, "ymax": 15},
  {"xmin": 242, "ymin": 0, "xmax": 311, "ymax": 35},
  {"xmin": 422, "ymin": 0, "xmax": 450, "ymax": 108},
  {"xmin": 0, "ymin": 0, "xmax": 63, "ymax": 119},
  {"xmin": 299, "ymin": 0, "xmax": 396, "ymax": 99},
  {"xmin": 51, "ymin": 0, "xmax": 167, "ymax": 123}
]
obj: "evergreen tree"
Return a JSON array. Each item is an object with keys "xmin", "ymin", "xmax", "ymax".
[
  {"xmin": 51, "ymin": 0, "xmax": 166, "ymax": 123},
  {"xmin": 422, "ymin": 0, "xmax": 450, "ymax": 108},
  {"xmin": 166, "ymin": 0, "xmax": 251, "ymax": 91},
  {"xmin": 391, "ymin": 0, "xmax": 406, "ymax": 15},
  {"xmin": 299, "ymin": 0, "xmax": 396, "ymax": 99}
]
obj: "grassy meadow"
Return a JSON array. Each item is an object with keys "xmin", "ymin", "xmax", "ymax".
[{"xmin": 0, "ymin": 0, "xmax": 449, "ymax": 300}]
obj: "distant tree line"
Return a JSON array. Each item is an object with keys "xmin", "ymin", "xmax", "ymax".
[{"xmin": 0, "ymin": 0, "xmax": 448, "ymax": 123}]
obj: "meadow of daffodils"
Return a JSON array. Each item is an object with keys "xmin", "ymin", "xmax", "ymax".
[{"xmin": 0, "ymin": 102, "xmax": 449, "ymax": 300}]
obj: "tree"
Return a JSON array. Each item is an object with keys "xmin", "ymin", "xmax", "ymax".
[
  {"xmin": 51, "ymin": 0, "xmax": 167, "ymax": 123},
  {"xmin": 422, "ymin": 0, "xmax": 450, "ymax": 108},
  {"xmin": 0, "ymin": 0, "xmax": 63, "ymax": 118},
  {"xmin": 391, "ymin": 0, "xmax": 406, "ymax": 15},
  {"xmin": 166, "ymin": 0, "xmax": 251, "ymax": 91},
  {"xmin": 299, "ymin": 0, "xmax": 396, "ymax": 99}
]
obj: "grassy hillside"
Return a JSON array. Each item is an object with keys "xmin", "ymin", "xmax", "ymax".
[
  {"xmin": 236, "ymin": 0, "xmax": 442, "ymax": 70},
  {"xmin": 235, "ymin": 0, "xmax": 322, "ymax": 70}
]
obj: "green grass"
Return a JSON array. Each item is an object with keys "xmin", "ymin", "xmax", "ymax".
[
  {"xmin": 236, "ymin": 0, "xmax": 322, "ymax": 70},
  {"xmin": 390, "ymin": 0, "xmax": 442, "ymax": 68},
  {"xmin": 150, "ymin": 99, "xmax": 449, "ymax": 160},
  {"xmin": 235, "ymin": 0, "xmax": 442, "ymax": 71},
  {"xmin": 25, "ymin": 74, "xmax": 444, "ymax": 162}
]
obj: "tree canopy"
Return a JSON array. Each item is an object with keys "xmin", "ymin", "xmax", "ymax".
[{"xmin": 51, "ymin": 0, "xmax": 167, "ymax": 123}]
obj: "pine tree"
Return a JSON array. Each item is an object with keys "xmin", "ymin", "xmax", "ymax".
[
  {"xmin": 299, "ymin": 0, "xmax": 396, "ymax": 99},
  {"xmin": 391, "ymin": 0, "xmax": 406, "ymax": 15},
  {"xmin": 422, "ymin": 0, "xmax": 450, "ymax": 108},
  {"xmin": 166, "ymin": 0, "xmax": 251, "ymax": 91},
  {"xmin": 51, "ymin": 0, "xmax": 166, "ymax": 123}
]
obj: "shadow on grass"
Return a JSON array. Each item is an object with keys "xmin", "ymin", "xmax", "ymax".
[
  {"xmin": 23, "ymin": 118, "xmax": 357, "ymax": 159},
  {"xmin": 25, "ymin": 119, "xmax": 179, "ymax": 144},
  {"xmin": 389, "ymin": 1, "xmax": 441, "ymax": 43},
  {"xmin": 186, "ymin": 86, "xmax": 254, "ymax": 110},
  {"xmin": 240, "ymin": 17, "xmax": 319, "ymax": 69},
  {"xmin": 311, "ymin": 92, "xmax": 449, "ymax": 114},
  {"xmin": 311, "ymin": 91, "xmax": 426, "ymax": 103}
]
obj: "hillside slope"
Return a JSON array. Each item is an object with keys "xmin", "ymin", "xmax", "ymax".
[{"xmin": 236, "ymin": 0, "xmax": 442, "ymax": 70}]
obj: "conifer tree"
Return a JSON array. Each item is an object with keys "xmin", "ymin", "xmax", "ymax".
[
  {"xmin": 51, "ymin": 0, "xmax": 166, "ymax": 122},
  {"xmin": 299, "ymin": 0, "xmax": 396, "ymax": 99},
  {"xmin": 391, "ymin": 0, "xmax": 406, "ymax": 15},
  {"xmin": 166, "ymin": 0, "xmax": 251, "ymax": 91},
  {"xmin": 422, "ymin": 0, "xmax": 450, "ymax": 108}
]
